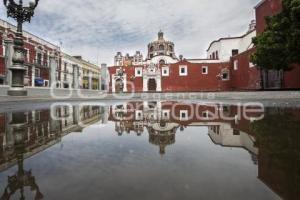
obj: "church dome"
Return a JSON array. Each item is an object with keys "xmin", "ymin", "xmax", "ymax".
[{"xmin": 147, "ymin": 31, "xmax": 177, "ymax": 61}]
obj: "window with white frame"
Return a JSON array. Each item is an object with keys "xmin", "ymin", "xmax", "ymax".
[
  {"xmin": 24, "ymin": 48, "xmax": 30, "ymax": 62},
  {"xmin": 162, "ymin": 66, "xmax": 169, "ymax": 76},
  {"xmin": 162, "ymin": 110, "xmax": 170, "ymax": 119},
  {"xmin": 202, "ymin": 66, "xmax": 208, "ymax": 74},
  {"xmin": 234, "ymin": 60, "xmax": 238, "ymax": 70},
  {"xmin": 135, "ymin": 110, "xmax": 143, "ymax": 120},
  {"xmin": 180, "ymin": 110, "xmax": 189, "ymax": 121},
  {"xmin": 179, "ymin": 65, "xmax": 187, "ymax": 76},
  {"xmin": 35, "ymin": 68, "xmax": 40, "ymax": 78},
  {"xmin": 135, "ymin": 67, "xmax": 142, "ymax": 77}
]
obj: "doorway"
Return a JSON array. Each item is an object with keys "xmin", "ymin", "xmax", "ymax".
[
  {"xmin": 148, "ymin": 78, "xmax": 157, "ymax": 91},
  {"xmin": 115, "ymin": 79, "xmax": 124, "ymax": 93}
]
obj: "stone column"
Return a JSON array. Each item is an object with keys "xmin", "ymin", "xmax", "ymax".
[
  {"xmin": 31, "ymin": 65, "xmax": 35, "ymax": 87},
  {"xmin": 100, "ymin": 63, "xmax": 107, "ymax": 91},
  {"xmin": 4, "ymin": 39, "xmax": 14, "ymax": 86},
  {"xmin": 73, "ymin": 105, "xmax": 80, "ymax": 124},
  {"xmin": 123, "ymin": 75, "xmax": 127, "ymax": 92},
  {"xmin": 73, "ymin": 64, "xmax": 79, "ymax": 89},
  {"xmin": 49, "ymin": 56, "xmax": 57, "ymax": 88},
  {"xmin": 157, "ymin": 75, "xmax": 162, "ymax": 92},
  {"xmin": 143, "ymin": 76, "xmax": 148, "ymax": 92}
]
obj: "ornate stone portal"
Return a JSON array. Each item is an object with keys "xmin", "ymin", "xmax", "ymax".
[
  {"xmin": 143, "ymin": 63, "xmax": 161, "ymax": 92},
  {"xmin": 112, "ymin": 68, "xmax": 127, "ymax": 93}
]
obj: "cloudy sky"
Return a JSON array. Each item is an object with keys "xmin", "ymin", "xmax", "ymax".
[{"xmin": 0, "ymin": 0, "xmax": 259, "ymax": 65}]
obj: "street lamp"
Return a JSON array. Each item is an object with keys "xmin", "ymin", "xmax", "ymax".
[{"xmin": 3, "ymin": 0, "xmax": 39, "ymax": 96}]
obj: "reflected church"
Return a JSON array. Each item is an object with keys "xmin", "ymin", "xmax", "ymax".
[{"xmin": 0, "ymin": 102, "xmax": 299, "ymax": 200}]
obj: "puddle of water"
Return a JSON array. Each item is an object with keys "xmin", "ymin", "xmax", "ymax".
[{"xmin": 0, "ymin": 101, "xmax": 299, "ymax": 200}]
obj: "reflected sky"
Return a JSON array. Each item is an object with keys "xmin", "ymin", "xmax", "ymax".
[{"xmin": 0, "ymin": 101, "xmax": 299, "ymax": 200}]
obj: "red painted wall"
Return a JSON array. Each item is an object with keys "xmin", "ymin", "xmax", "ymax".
[
  {"xmin": 284, "ymin": 64, "xmax": 300, "ymax": 89},
  {"xmin": 0, "ymin": 25, "xmax": 61, "ymax": 86},
  {"xmin": 163, "ymin": 60, "xmax": 231, "ymax": 92},
  {"xmin": 256, "ymin": 0, "xmax": 282, "ymax": 34},
  {"xmin": 231, "ymin": 48, "xmax": 261, "ymax": 90},
  {"xmin": 108, "ymin": 60, "xmax": 232, "ymax": 93}
]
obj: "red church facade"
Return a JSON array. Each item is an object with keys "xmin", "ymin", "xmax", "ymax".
[{"xmin": 108, "ymin": 0, "xmax": 300, "ymax": 93}]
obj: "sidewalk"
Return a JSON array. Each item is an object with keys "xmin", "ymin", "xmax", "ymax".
[{"xmin": 1, "ymin": 91, "xmax": 300, "ymax": 104}]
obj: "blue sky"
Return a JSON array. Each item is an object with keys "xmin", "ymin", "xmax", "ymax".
[{"xmin": 0, "ymin": 0, "xmax": 259, "ymax": 65}]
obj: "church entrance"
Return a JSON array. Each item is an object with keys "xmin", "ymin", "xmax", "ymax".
[
  {"xmin": 115, "ymin": 79, "xmax": 124, "ymax": 93},
  {"xmin": 148, "ymin": 78, "xmax": 157, "ymax": 91}
]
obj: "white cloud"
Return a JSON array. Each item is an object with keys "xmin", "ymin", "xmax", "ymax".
[{"xmin": 0, "ymin": 0, "xmax": 259, "ymax": 65}]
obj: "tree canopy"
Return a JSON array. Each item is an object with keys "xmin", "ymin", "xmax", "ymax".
[{"xmin": 251, "ymin": 0, "xmax": 300, "ymax": 71}]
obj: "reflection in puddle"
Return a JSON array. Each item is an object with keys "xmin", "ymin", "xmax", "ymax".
[{"xmin": 0, "ymin": 102, "xmax": 299, "ymax": 200}]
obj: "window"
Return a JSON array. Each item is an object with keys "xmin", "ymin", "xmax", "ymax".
[
  {"xmin": 162, "ymin": 67, "xmax": 169, "ymax": 76},
  {"xmin": 64, "ymin": 62, "xmax": 67, "ymax": 72},
  {"xmin": 162, "ymin": 110, "xmax": 170, "ymax": 120},
  {"xmin": 202, "ymin": 66, "xmax": 208, "ymax": 74},
  {"xmin": 159, "ymin": 44, "xmax": 165, "ymax": 51},
  {"xmin": 150, "ymin": 46, "xmax": 154, "ymax": 52},
  {"xmin": 222, "ymin": 71, "xmax": 230, "ymax": 81},
  {"xmin": 234, "ymin": 60, "xmax": 238, "ymax": 70},
  {"xmin": 36, "ymin": 53, "xmax": 42, "ymax": 65},
  {"xmin": 180, "ymin": 110, "xmax": 189, "ymax": 121},
  {"xmin": 215, "ymin": 51, "xmax": 219, "ymax": 59},
  {"xmin": 135, "ymin": 67, "xmax": 142, "ymax": 77},
  {"xmin": 159, "ymin": 59, "xmax": 166, "ymax": 65},
  {"xmin": 232, "ymin": 49, "xmax": 239, "ymax": 56},
  {"xmin": 35, "ymin": 68, "xmax": 40, "ymax": 77},
  {"xmin": 202, "ymin": 111, "xmax": 211, "ymax": 119},
  {"xmin": 233, "ymin": 129, "xmax": 240, "ymax": 136},
  {"xmin": 135, "ymin": 110, "xmax": 143, "ymax": 120},
  {"xmin": 179, "ymin": 65, "xmax": 187, "ymax": 76},
  {"xmin": 249, "ymin": 61, "xmax": 255, "ymax": 68}
]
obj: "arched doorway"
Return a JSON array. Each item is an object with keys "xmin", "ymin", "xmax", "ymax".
[
  {"xmin": 148, "ymin": 79, "xmax": 157, "ymax": 91},
  {"xmin": 115, "ymin": 79, "xmax": 123, "ymax": 93}
]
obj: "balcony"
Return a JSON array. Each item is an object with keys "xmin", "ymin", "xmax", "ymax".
[{"xmin": 33, "ymin": 59, "xmax": 49, "ymax": 68}]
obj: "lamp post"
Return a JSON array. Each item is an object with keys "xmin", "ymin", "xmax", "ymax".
[{"xmin": 3, "ymin": 0, "xmax": 39, "ymax": 96}]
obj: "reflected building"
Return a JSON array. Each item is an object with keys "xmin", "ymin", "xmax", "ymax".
[
  {"xmin": 0, "ymin": 102, "xmax": 300, "ymax": 200},
  {"xmin": 109, "ymin": 101, "xmax": 262, "ymax": 156},
  {"xmin": 0, "ymin": 105, "xmax": 108, "ymax": 173}
]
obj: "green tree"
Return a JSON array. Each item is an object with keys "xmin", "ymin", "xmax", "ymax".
[{"xmin": 251, "ymin": 0, "xmax": 300, "ymax": 71}]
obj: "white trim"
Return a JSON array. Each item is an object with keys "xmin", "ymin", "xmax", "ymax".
[
  {"xmin": 179, "ymin": 65, "xmax": 188, "ymax": 76},
  {"xmin": 135, "ymin": 67, "xmax": 143, "ymax": 77},
  {"xmin": 162, "ymin": 66, "xmax": 169, "ymax": 76},
  {"xmin": 202, "ymin": 111, "xmax": 209, "ymax": 119},
  {"xmin": 162, "ymin": 110, "xmax": 170, "ymax": 120},
  {"xmin": 202, "ymin": 66, "xmax": 208, "ymax": 74},
  {"xmin": 234, "ymin": 60, "xmax": 238, "ymax": 70},
  {"xmin": 135, "ymin": 110, "xmax": 143, "ymax": 120},
  {"xmin": 180, "ymin": 110, "xmax": 189, "ymax": 121}
]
